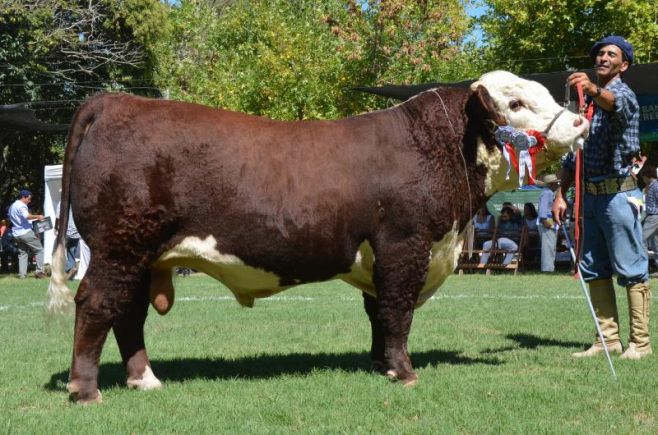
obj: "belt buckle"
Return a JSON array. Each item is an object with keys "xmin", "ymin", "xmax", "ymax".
[{"xmin": 606, "ymin": 178, "xmax": 616, "ymax": 194}]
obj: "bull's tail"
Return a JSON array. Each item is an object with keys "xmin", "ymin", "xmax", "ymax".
[
  {"xmin": 47, "ymin": 99, "xmax": 97, "ymax": 316},
  {"xmin": 47, "ymin": 243, "xmax": 73, "ymax": 315}
]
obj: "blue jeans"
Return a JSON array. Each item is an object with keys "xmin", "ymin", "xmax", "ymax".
[
  {"xmin": 66, "ymin": 237, "xmax": 80, "ymax": 272},
  {"xmin": 580, "ymin": 187, "xmax": 648, "ymax": 286}
]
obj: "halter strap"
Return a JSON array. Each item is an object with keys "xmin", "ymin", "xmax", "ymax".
[{"xmin": 542, "ymin": 108, "xmax": 567, "ymax": 138}]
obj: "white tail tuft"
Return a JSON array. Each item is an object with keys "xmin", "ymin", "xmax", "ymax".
[{"xmin": 46, "ymin": 244, "xmax": 75, "ymax": 316}]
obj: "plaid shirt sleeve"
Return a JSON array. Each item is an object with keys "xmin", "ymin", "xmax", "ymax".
[{"xmin": 562, "ymin": 78, "xmax": 640, "ymax": 178}]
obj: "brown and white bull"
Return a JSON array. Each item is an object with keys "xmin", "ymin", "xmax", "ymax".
[{"xmin": 48, "ymin": 71, "xmax": 588, "ymax": 403}]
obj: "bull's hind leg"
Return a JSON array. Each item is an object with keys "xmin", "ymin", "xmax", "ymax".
[
  {"xmin": 112, "ymin": 272, "xmax": 162, "ymax": 391},
  {"xmin": 371, "ymin": 233, "xmax": 430, "ymax": 386},
  {"xmin": 68, "ymin": 267, "xmax": 156, "ymax": 403},
  {"xmin": 363, "ymin": 293, "xmax": 386, "ymax": 373},
  {"xmin": 67, "ymin": 270, "xmax": 117, "ymax": 403}
]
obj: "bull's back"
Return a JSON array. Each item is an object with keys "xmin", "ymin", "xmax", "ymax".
[
  {"xmin": 75, "ymin": 94, "xmax": 403, "ymax": 207},
  {"xmin": 69, "ymin": 94, "xmax": 415, "ymax": 283}
]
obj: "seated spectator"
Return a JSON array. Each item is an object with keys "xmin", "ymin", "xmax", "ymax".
[
  {"xmin": 470, "ymin": 205, "xmax": 495, "ymax": 253},
  {"xmin": 502, "ymin": 201, "xmax": 523, "ymax": 226},
  {"xmin": 1, "ymin": 219, "xmax": 18, "ymax": 273},
  {"xmin": 473, "ymin": 205, "xmax": 494, "ymax": 233},
  {"xmin": 523, "ymin": 202, "xmax": 538, "ymax": 231},
  {"xmin": 480, "ymin": 206, "xmax": 521, "ymax": 265}
]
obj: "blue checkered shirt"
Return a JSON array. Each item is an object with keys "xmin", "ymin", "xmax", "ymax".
[
  {"xmin": 563, "ymin": 78, "xmax": 640, "ymax": 179},
  {"xmin": 646, "ymin": 179, "xmax": 658, "ymax": 215}
]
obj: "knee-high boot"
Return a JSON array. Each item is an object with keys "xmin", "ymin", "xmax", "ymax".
[
  {"xmin": 572, "ymin": 279, "xmax": 623, "ymax": 357},
  {"xmin": 621, "ymin": 281, "xmax": 652, "ymax": 359}
]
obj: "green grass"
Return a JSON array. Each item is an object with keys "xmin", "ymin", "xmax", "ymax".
[{"xmin": 2, "ymin": 272, "xmax": 658, "ymax": 434}]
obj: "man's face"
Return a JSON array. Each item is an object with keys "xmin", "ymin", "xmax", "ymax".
[
  {"xmin": 22, "ymin": 195, "xmax": 31, "ymax": 204},
  {"xmin": 594, "ymin": 44, "xmax": 629, "ymax": 80}
]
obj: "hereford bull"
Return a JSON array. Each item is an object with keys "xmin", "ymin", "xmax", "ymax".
[{"xmin": 48, "ymin": 71, "xmax": 588, "ymax": 403}]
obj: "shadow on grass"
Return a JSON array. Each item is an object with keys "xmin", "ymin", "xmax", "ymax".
[
  {"xmin": 481, "ymin": 332, "xmax": 587, "ymax": 354},
  {"xmin": 44, "ymin": 349, "xmax": 502, "ymax": 391}
]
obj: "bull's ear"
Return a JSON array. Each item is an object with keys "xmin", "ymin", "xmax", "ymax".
[{"xmin": 466, "ymin": 85, "xmax": 506, "ymax": 149}]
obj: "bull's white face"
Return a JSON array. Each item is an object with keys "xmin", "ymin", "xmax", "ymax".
[{"xmin": 472, "ymin": 71, "xmax": 589, "ymax": 194}]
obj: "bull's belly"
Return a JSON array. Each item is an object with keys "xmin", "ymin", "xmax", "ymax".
[
  {"xmin": 153, "ymin": 225, "xmax": 464, "ymax": 311},
  {"xmin": 154, "ymin": 236, "xmax": 293, "ymax": 308}
]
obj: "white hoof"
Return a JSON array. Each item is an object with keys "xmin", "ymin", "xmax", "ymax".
[
  {"xmin": 127, "ymin": 366, "xmax": 163, "ymax": 390},
  {"xmin": 385, "ymin": 369, "xmax": 398, "ymax": 379}
]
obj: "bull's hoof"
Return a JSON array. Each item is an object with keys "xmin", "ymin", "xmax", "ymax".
[
  {"xmin": 71, "ymin": 391, "xmax": 103, "ymax": 404},
  {"xmin": 385, "ymin": 369, "xmax": 398, "ymax": 379},
  {"xmin": 127, "ymin": 366, "xmax": 163, "ymax": 390},
  {"xmin": 67, "ymin": 381, "xmax": 102, "ymax": 404},
  {"xmin": 385, "ymin": 369, "xmax": 418, "ymax": 387},
  {"xmin": 402, "ymin": 375, "xmax": 418, "ymax": 388},
  {"xmin": 67, "ymin": 384, "xmax": 102, "ymax": 404}
]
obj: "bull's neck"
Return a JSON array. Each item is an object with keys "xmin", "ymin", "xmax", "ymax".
[{"xmin": 393, "ymin": 91, "xmax": 492, "ymax": 234}]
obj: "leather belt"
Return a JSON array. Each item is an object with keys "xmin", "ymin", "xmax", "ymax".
[{"xmin": 584, "ymin": 176, "xmax": 637, "ymax": 195}]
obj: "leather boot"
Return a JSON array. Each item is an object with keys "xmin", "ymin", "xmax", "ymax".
[
  {"xmin": 621, "ymin": 282, "xmax": 652, "ymax": 360},
  {"xmin": 572, "ymin": 279, "xmax": 623, "ymax": 357}
]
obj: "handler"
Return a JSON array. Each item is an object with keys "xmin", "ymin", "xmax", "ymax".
[{"xmin": 553, "ymin": 35, "xmax": 651, "ymax": 360}]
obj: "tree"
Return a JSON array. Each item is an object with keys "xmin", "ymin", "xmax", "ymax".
[
  {"xmin": 154, "ymin": 0, "xmax": 478, "ymax": 120},
  {"xmin": 330, "ymin": 0, "xmax": 482, "ymax": 85},
  {"xmin": 479, "ymin": 0, "xmax": 658, "ymax": 74},
  {"xmin": 0, "ymin": 0, "xmax": 169, "ymax": 213},
  {"xmin": 478, "ymin": 0, "xmax": 658, "ymax": 161}
]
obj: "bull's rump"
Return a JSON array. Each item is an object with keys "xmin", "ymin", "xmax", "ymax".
[{"xmin": 71, "ymin": 93, "xmax": 420, "ymax": 286}]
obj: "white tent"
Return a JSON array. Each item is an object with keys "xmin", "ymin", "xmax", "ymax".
[
  {"xmin": 43, "ymin": 164, "xmax": 62, "ymax": 263},
  {"xmin": 43, "ymin": 164, "xmax": 88, "ymax": 279}
]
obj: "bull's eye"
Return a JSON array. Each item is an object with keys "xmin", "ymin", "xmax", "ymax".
[{"xmin": 509, "ymin": 100, "xmax": 524, "ymax": 111}]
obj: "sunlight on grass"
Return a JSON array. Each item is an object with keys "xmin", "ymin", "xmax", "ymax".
[{"xmin": 2, "ymin": 273, "xmax": 658, "ymax": 433}]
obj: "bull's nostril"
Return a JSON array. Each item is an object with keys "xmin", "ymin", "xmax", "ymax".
[{"xmin": 573, "ymin": 117, "xmax": 583, "ymax": 127}]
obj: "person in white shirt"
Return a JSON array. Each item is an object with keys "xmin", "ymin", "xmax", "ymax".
[
  {"xmin": 537, "ymin": 174, "xmax": 560, "ymax": 272},
  {"xmin": 8, "ymin": 189, "xmax": 46, "ymax": 278}
]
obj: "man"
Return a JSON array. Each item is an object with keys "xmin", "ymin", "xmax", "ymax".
[
  {"xmin": 553, "ymin": 35, "xmax": 651, "ymax": 360},
  {"xmin": 537, "ymin": 174, "xmax": 559, "ymax": 272},
  {"xmin": 56, "ymin": 201, "xmax": 81, "ymax": 280},
  {"xmin": 8, "ymin": 189, "xmax": 46, "ymax": 278}
]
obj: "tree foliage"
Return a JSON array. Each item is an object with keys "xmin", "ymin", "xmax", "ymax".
[
  {"xmin": 479, "ymin": 0, "xmax": 658, "ymax": 73},
  {"xmin": 0, "ymin": 0, "xmax": 168, "ymax": 212},
  {"xmin": 154, "ymin": 0, "xmax": 478, "ymax": 119},
  {"xmin": 5, "ymin": 0, "xmax": 658, "ymax": 214}
]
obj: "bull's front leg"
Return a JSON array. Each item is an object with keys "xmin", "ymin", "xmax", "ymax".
[
  {"xmin": 371, "ymin": 233, "xmax": 430, "ymax": 387},
  {"xmin": 112, "ymin": 272, "xmax": 162, "ymax": 391}
]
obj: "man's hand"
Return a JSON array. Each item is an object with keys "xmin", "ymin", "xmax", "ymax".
[
  {"xmin": 552, "ymin": 196, "xmax": 567, "ymax": 225},
  {"xmin": 567, "ymin": 72, "xmax": 598, "ymax": 97}
]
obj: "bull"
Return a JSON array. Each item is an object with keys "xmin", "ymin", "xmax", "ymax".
[{"xmin": 47, "ymin": 71, "xmax": 588, "ymax": 403}]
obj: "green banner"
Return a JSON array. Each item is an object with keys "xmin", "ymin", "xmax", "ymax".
[{"xmin": 487, "ymin": 188, "xmax": 543, "ymax": 218}]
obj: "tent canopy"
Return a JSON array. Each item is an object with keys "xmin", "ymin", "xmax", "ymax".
[
  {"xmin": 0, "ymin": 103, "xmax": 69, "ymax": 132},
  {"xmin": 43, "ymin": 165, "xmax": 63, "ymax": 264},
  {"xmin": 355, "ymin": 63, "xmax": 658, "ymax": 141},
  {"xmin": 353, "ymin": 63, "xmax": 658, "ymax": 101}
]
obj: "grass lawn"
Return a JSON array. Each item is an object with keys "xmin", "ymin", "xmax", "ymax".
[{"xmin": 2, "ymin": 272, "xmax": 658, "ymax": 434}]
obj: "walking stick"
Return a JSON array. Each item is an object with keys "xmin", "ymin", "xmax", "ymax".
[{"xmin": 561, "ymin": 224, "xmax": 617, "ymax": 378}]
